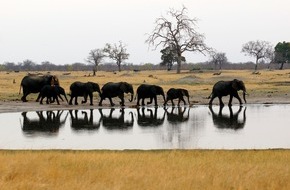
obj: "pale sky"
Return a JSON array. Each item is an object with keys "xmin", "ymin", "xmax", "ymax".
[{"xmin": 0, "ymin": 0, "xmax": 289, "ymax": 65}]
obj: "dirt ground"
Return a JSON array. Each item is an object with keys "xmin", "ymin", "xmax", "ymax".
[{"xmin": 0, "ymin": 95, "xmax": 289, "ymax": 114}]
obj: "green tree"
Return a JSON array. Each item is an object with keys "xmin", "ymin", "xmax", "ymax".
[
  {"xmin": 146, "ymin": 6, "xmax": 209, "ymax": 74},
  {"xmin": 160, "ymin": 46, "xmax": 185, "ymax": 71},
  {"xmin": 274, "ymin": 41, "xmax": 290, "ymax": 70}
]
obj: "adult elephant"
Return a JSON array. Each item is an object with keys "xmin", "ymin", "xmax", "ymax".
[
  {"xmin": 69, "ymin": 81, "xmax": 101, "ymax": 105},
  {"xmin": 165, "ymin": 88, "xmax": 190, "ymax": 106},
  {"xmin": 208, "ymin": 79, "xmax": 247, "ymax": 106},
  {"xmin": 136, "ymin": 84, "xmax": 165, "ymax": 106},
  {"xmin": 98, "ymin": 82, "xmax": 134, "ymax": 106},
  {"xmin": 39, "ymin": 85, "xmax": 68, "ymax": 105},
  {"xmin": 19, "ymin": 75, "xmax": 59, "ymax": 102}
]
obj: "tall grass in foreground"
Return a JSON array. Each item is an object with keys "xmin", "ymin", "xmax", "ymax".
[{"xmin": 0, "ymin": 150, "xmax": 289, "ymax": 189}]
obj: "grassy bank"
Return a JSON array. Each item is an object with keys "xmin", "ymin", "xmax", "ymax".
[
  {"xmin": 0, "ymin": 150, "xmax": 289, "ymax": 189},
  {"xmin": 1, "ymin": 69, "xmax": 290, "ymax": 104}
]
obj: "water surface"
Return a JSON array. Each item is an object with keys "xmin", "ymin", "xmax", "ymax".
[{"xmin": 0, "ymin": 105, "xmax": 290, "ymax": 150}]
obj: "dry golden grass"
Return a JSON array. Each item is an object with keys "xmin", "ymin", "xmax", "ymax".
[
  {"xmin": 0, "ymin": 150, "xmax": 289, "ymax": 189},
  {"xmin": 2, "ymin": 69, "xmax": 290, "ymax": 104}
]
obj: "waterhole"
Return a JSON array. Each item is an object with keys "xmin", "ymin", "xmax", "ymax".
[{"xmin": 0, "ymin": 104, "xmax": 289, "ymax": 150}]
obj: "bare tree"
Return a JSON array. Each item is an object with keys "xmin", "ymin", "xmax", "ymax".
[
  {"xmin": 241, "ymin": 40, "xmax": 273, "ymax": 71},
  {"xmin": 209, "ymin": 51, "xmax": 228, "ymax": 70},
  {"xmin": 103, "ymin": 41, "xmax": 129, "ymax": 72},
  {"xmin": 146, "ymin": 6, "xmax": 209, "ymax": 73},
  {"xmin": 86, "ymin": 49, "xmax": 106, "ymax": 75}
]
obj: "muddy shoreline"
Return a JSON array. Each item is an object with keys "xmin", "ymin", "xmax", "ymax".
[{"xmin": 0, "ymin": 96, "xmax": 289, "ymax": 113}]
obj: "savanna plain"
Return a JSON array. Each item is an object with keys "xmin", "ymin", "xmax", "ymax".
[{"xmin": 0, "ymin": 69, "xmax": 290, "ymax": 189}]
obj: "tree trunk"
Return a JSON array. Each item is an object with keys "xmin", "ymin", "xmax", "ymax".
[
  {"xmin": 255, "ymin": 58, "xmax": 258, "ymax": 71},
  {"xmin": 176, "ymin": 54, "xmax": 182, "ymax": 74},
  {"xmin": 117, "ymin": 61, "xmax": 121, "ymax": 72},
  {"xmin": 279, "ymin": 62, "xmax": 285, "ymax": 70}
]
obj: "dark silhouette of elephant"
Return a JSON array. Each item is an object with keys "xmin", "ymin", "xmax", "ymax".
[
  {"xmin": 69, "ymin": 81, "xmax": 101, "ymax": 105},
  {"xmin": 39, "ymin": 85, "xmax": 68, "ymax": 105},
  {"xmin": 165, "ymin": 88, "xmax": 190, "ymax": 106},
  {"xmin": 208, "ymin": 79, "xmax": 247, "ymax": 106},
  {"xmin": 19, "ymin": 74, "xmax": 59, "ymax": 102},
  {"xmin": 136, "ymin": 84, "xmax": 165, "ymax": 106},
  {"xmin": 208, "ymin": 106, "xmax": 246, "ymax": 130},
  {"xmin": 21, "ymin": 110, "xmax": 67, "ymax": 135},
  {"xmin": 69, "ymin": 109, "xmax": 101, "ymax": 131},
  {"xmin": 99, "ymin": 82, "xmax": 134, "ymax": 106},
  {"xmin": 136, "ymin": 107, "xmax": 166, "ymax": 127},
  {"xmin": 165, "ymin": 107, "xmax": 190, "ymax": 124},
  {"xmin": 99, "ymin": 108, "xmax": 134, "ymax": 130}
]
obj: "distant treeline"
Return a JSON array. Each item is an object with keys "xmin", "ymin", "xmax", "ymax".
[{"xmin": 0, "ymin": 61, "xmax": 289, "ymax": 72}]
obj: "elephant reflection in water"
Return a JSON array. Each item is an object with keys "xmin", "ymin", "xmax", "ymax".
[
  {"xmin": 21, "ymin": 110, "xmax": 67, "ymax": 135},
  {"xmin": 209, "ymin": 106, "xmax": 246, "ymax": 130},
  {"xmin": 69, "ymin": 109, "xmax": 101, "ymax": 131},
  {"xmin": 99, "ymin": 108, "xmax": 134, "ymax": 130},
  {"xmin": 137, "ymin": 107, "xmax": 166, "ymax": 127},
  {"xmin": 165, "ymin": 107, "xmax": 190, "ymax": 124}
]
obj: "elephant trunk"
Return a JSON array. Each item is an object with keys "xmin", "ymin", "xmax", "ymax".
[
  {"xmin": 129, "ymin": 93, "xmax": 134, "ymax": 102},
  {"xmin": 243, "ymin": 91, "xmax": 247, "ymax": 104}
]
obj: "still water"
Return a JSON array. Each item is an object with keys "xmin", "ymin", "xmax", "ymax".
[{"xmin": 0, "ymin": 104, "xmax": 290, "ymax": 150}]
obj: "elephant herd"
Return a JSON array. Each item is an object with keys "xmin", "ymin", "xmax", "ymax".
[{"xmin": 19, "ymin": 74, "xmax": 248, "ymax": 107}]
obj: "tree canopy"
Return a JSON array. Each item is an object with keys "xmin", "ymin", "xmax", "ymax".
[
  {"xmin": 274, "ymin": 41, "xmax": 290, "ymax": 70},
  {"xmin": 146, "ymin": 6, "xmax": 209, "ymax": 73}
]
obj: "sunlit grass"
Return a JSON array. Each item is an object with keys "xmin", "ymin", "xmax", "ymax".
[
  {"xmin": 0, "ymin": 150, "xmax": 289, "ymax": 189},
  {"xmin": 2, "ymin": 69, "xmax": 290, "ymax": 104}
]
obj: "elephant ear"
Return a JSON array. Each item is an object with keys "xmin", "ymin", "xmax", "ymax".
[
  {"xmin": 232, "ymin": 79, "xmax": 239, "ymax": 90},
  {"xmin": 120, "ymin": 82, "xmax": 127, "ymax": 93},
  {"xmin": 181, "ymin": 89, "xmax": 189, "ymax": 96}
]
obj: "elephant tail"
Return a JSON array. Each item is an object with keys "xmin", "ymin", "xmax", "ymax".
[
  {"xmin": 19, "ymin": 85, "xmax": 22, "ymax": 95},
  {"xmin": 206, "ymin": 93, "xmax": 212, "ymax": 99}
]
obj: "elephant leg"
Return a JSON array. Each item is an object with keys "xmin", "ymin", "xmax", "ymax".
[
  {"xmin": 36, "ymin": 93, "xmax": 41, "ymax": 102},
  {"xmin": 109, "ymin": 97, "xmax": 115, "ymax": 106},
  {"xmin": 56, "ymin": 96, "xmax": 60, "ymax": 105},
  {"xmin": 142, "ymin": 98, "xmax": 145, "ymax": 106},
  {"xmin": 147, "ymin": 97, "xmax": 153, "ymax": 105},
  {"xmin": 180, "ymin": 97, "xmax": 186, "ymax": 105},
  {"xmin": 209, "ymin": 95, "xmax": 216, "ymax": 106},
  {"xmin": 40, "ymin": 96, "xmax": 44, "ymax": 104},
  {"xmin": 69, "ymin": 97, "xmax": 73, "ymax": 105},
  {"xmin": 171, "ymin": 99, "xmax": 175, "ymax": 106},
  {"xmin": 154, "ymin": 96, "xmax": 158, "ymax": 106},
  {"xmin": 88, "ymin": 93, "xmax": 93, "ymax": 105},
  {"xmin": 218, "ymin": 96, "xmax": 224, "ymax": 107},
  {"xmin": 137, "ymin": 97, "xmax": 140, "ymax": 106},
  {"xmin": 82, "ymin": 94, "xmax": 88, "ymax": 104},
  {"xmin": 74, "ymin": 97, "xmax": 78, "ymax": 105},
  {"xmin": 118, "ymin": 94, "xmax": 125, "ymax": 106},
  {"xmin": 98, "ymin": 97, "xmax": 103, "ymax": 106},
  {"xmin": 233, "ymin": 93, "xmax": 243, "ymax": 105},
  {"xmin": 228, "ymin": 95, "xmax": 233, "ymax": 106}
]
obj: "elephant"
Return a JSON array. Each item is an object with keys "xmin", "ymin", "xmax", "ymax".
[
  {"xmin": 99, "ymin": 82, "xmax": 134, "ymax": 106},
  {"xmin": 209, "ymin": 106, "xmax": 246, "ymax": 130},
  {"xmin": 21, "ymin": 110, "xmax": 67, "ymax": 135},
  {"xmin": 136, "ymin": 84, "xmax": 165, "ymax": 106},
  {"xmin": 165, "ymin": 88, "xmax": 190, "ymax": 106},
  {"xmin": 208, "ymin": 79, "xmax": 247, "ymax": 106},
  {"xmin": 136, "ymin": 107, "xmax": 165, "ymax": 127},
  {"xmin": 69, "ymin": 81, "xmax": 101, "ymax": 105},
  {"xmin": 19, "ymin": 75, "xmax": 59, "ymax": 102},
  {"xmin": 99, "ymin": 108, "xmax": 134, "ymax": 130},
  {"xmin": 39, "ymin": 85, "xmax": 68, "ymax": 105},
  {"xmin": 69, "ymin": 109, "xmax": 101, "ymax": 131}
]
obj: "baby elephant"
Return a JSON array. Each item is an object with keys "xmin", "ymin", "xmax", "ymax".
[
  {"xmin": 39, "ymin": 85, "xmax": 68, "ymax": 105},
  {"xmin": 165, "ymin": 88, "xmax": 190, "ymax": 106},
  {"xmin": 208, "ymin": 79, "xmax": 247, "ymax": 107}
]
